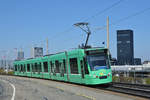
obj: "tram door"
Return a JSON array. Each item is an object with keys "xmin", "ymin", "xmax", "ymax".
[
  {"xmin": 80, "ymin": 57, "xmax": 89, "ymax": 82},
  {"xmin": 80, "ymin": 60, "xmax": 85, "ymax": 79},
  {"xmin": 60, "ymin": 61, "xmax": 64, "ymax": 77}
]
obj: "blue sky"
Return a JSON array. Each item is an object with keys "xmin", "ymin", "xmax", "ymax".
[{"xmin": 0, "ymin": 0, "xmax": 150, "ymax": 61}]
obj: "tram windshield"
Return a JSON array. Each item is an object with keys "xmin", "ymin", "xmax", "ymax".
[{"xmin": 87, "ymin": 53, "xmax": 110, "ymax": 71}]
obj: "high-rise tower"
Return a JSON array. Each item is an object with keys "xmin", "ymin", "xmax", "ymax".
[{"xmin": 117, "ymin": 30, "xmax": 134, "ymax": 65}]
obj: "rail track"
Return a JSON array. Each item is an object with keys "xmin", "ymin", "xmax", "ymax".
[{"xmin": 102, "ymin": 82, "xmax": 150, "ymax": 99}]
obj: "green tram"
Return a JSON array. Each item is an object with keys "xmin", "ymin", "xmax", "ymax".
[{"xmin": 13, "ymin": 47, "xmax": 112, "ymax": 85}]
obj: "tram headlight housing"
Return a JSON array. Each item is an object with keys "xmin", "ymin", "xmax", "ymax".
[{"xmin": 107, "ymin": 73, "xmax": 111, "ymax": 77}]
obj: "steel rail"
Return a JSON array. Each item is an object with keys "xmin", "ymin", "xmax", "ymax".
[{"xmin": 103, "ymin": 82, "xmax": 150, "ymax": 98}]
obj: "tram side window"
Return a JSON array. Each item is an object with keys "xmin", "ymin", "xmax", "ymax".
[
  {"xmin": 32, "ymin": 64, "xmax": 35, "ymax": 72},
  {"xmin": 55, "ymin": 60, "xmax": 60, "ymax": 73},
  {"xmin": 50, "ymin": 61, "xmax": 53, "ymax": 73},
  {"xmin": 21, "ymin": 64, "xmax": 23, "ymax": 72},
  {"xmin": 70, "ymin": 58, "xmax": 78, "ymax": 74},
  {"xmin": 20, "ymin": 65, "xmax": 22, "ymax": 72},
  {"xmin": 38, "ymin": 63, "xmax": 42, "ymax": 72},
  {"xmin": 14, "ymin": 65, "xmax": 17, "ymax": 71},
  {"xmin": 18, "ymin": 65, "xmax": 20, "ymax": 72},
  {"xmin": 22, "ymin": 64, "xmax": 24, "ymax": 72},
  {"xmin": 35, "ymin": 63, "xmax": 38, "ymax": 72},
  {"xmin": 63, "ymin": 59, "xmax": 66, "ymax": 73},
  {"xmin": 84, "ymin": 58, "xmax": 89, "ymax": 74},
  {"xmin": 20, "ymin": 65, "xmax": 21, "ymax": 72},
  {"xmin": 23, "ymin": 64, "xmax": 26, "ymax": 72},
  {"xmin": 22, "ymin": 64, "xmax": 23, "ymax": 72},
  {"xmin": 43, "ymin": 62, "xmax": 48, "ymax": 72},
  {"xmin": 27, "ymin": 64, "xmax": 30, "ymax": 72}
]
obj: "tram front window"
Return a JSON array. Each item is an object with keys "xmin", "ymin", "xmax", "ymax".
[{"xmin": 87, "ymin": 54, "xmax": 110, "ymax": 71}]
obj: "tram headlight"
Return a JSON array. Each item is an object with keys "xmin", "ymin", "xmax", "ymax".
[
  {"xmin": 93, "ymin": 74, "xmax": 98, "ymax": 78},
  {"xmin": 107, "ymin": 73, "xmax": 111, "ymax": 77}
]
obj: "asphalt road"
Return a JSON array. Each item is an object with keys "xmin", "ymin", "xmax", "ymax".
[
  {"xmin": 0, "ymin": 79, "xmax": 13, "ymax": 100},
  {"xmin": 0, "ymin": 75, "xmax": 147, "ymax": 100}
]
